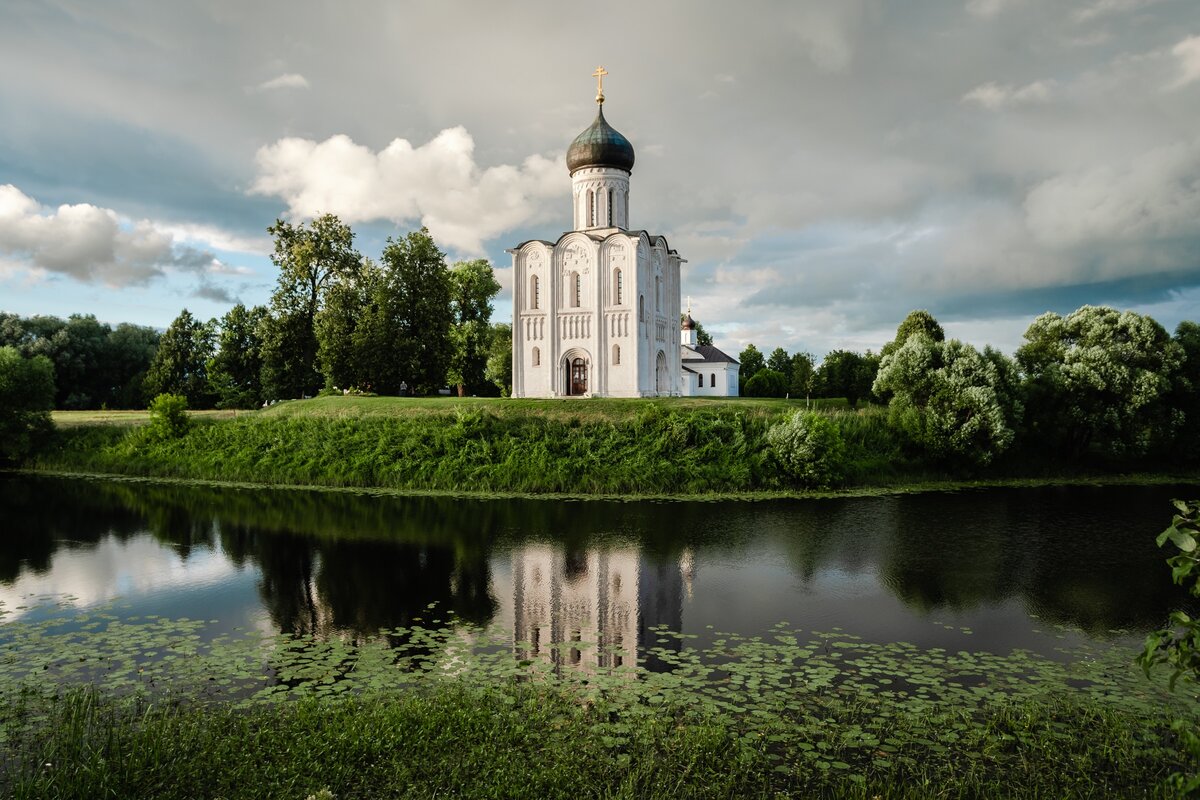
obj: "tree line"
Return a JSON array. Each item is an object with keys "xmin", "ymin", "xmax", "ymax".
[{"xmin": 0, "ymin": 216, "xmax": 512, "ymax": 412}]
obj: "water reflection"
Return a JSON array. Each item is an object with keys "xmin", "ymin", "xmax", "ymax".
[{"xmin": 0, "ymin": 475, "xmax": 1193, "ymax": 657}]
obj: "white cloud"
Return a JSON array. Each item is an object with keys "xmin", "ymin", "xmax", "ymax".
[
  {"xmin": 1074, "ymin": 0, "xmax": 1162, "ymax": 23},
  {"xmin": 252, "ymin": 73, "xmax": 310, "ymax": 92},
  {"xmin": 250, "ymin": 127, "xmax": 565, "ymax": 255},
  {"xmin": 1023, "ymin": 138, "xmax": 1200, "ymax": 246},
  {"xmin": 965, "ymin": 0, "xmax": 1025, "ymax": 18},
  {"xmin": 1168, "ymin": 35, "xmax": 1200, "ymax": 90},
  {"xmin": 962, "ymin": 80, "xmax": 1055, "ymax": 109},
  {"xmin": 0, "ymin": 184, "xmax": 234, "ymax": 288}
]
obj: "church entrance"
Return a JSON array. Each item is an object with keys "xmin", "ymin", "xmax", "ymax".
[{"xmin": 570, "ymin": 358, "xmax": 588, "ymax": 395}]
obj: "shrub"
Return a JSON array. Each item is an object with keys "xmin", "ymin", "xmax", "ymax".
[
  {"xmin": 744, "ymin": 369, "xmax": 789, "ymax": 398},
  {"xmin": 766, "ymin": 411, "xmax": 846, "ymax": 488},
  {"xmin": 147, "ymin": 393, "xmax": 191, "ymax": 440}
]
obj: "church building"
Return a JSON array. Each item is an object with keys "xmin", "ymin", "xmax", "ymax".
[
  {"xmin": 509, "ymin": 69, "xmax": 684, "ymax": 397},
  {"xmin": 679, "ymin": 308, "xmax": 740, "ymax": 396}
]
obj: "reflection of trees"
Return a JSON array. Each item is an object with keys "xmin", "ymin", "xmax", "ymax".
[{"xmin": 0, "ymin": 476, "xmax": 143, "ymax": 583}]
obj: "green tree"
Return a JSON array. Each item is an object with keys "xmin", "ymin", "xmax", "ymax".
[
  {"xmin": 261, "ymin": 214, "xmax": 362, "ymax": 400},
  {"xmin": 485, "ymin": 323, "xmax": 513, "ymax": 397},
  {"xmin": 874, "ymin": 335, "xmax": 1022, "ymax": 465},
  {"xmin": 881, "ymin": 309, "xmax": 945, "ymax": 358},
  {"xmin": 738, "ymin": 344, "xmax": 765, "ymax": 392},
  {"xmin": 744, "ymin": 368, "xmax": 789, "ymax": 398},
  {"xmin": 767, "ymin": 411, "xmax": 846, "ymax": 489},
  {"xmin": 816, "ymin": 350, "xmax": 879, "ymax": 408},
  {"xmin": 145, "ymin": 393, "xmax": 191, "ymax": 440},
  {"xmin": 144, "ymin": 309, "xmax": 216, "ymax": 407},
  {"xmin": 1171, "ymin": 321, "xmax": 1200, "ymax": 461},
  {"xmin": 767, "ymin": 347, "xmax": 790, "ymax": 375},
  {"xmin": 208, "ymin": 304, "xmax": 268, "ymax": 409},
  {"xmin": 0, "ymin": 346, "xmax": 55, "ymax": 465},
  {"xmin": 448, "ymin": 259, "xmax": 501, "ymax": 396},
  {"xmin": 1017, "ymin": 306, "xmax": 1183, "ymax": 459},
  {"xmin": 105, "ymin": 323, "xmax": 160, "ymax": 408},
  {"xmin": 315, "ymin": 262, "xmax": 376, "ymax": 391},
  {"xmin": 377, "ymin": 228, "xmax": 453, "ymax": 395},
  {"xmin": 788, "ymin": 352, "xmax": 816, "ymax": 398}
]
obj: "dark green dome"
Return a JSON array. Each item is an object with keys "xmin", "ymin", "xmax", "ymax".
[{"xmin": 566, "ymin": 105, "xmax": 635, "ymax": 174}]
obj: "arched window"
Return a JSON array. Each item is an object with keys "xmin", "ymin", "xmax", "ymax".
[
  {"xmin": 612, "ymin": 344, "xmax": 620, "ymax": 365},
  {"xmin": 613, "ymin": 268, "xmax": 623, "ymax": 305},
  {"xmin": 587, "ymin": 190, "xmax": 595, "ymax": 227},
  {"xmin": 639, "ymin": 294, "xmax": 645, "ymax": 322},
  {"xmin": 697, "ymin": 373, "xmax": 702, "ymax": 388},
  {"xmin": 607, "ymin": 190, "xmax": 613, "ymax": 226},
  {"xmin": 572, "ymin": 272, "xmax": 581, "ymax": 307},
  {"xmin": 532, "ymin": 346, "xmax": 540, "ymax": 367},
  {"xmin": 710, "ymin": 373, "xmax": 716, "ymax": 387},
  {"xmin": 655, "ymin": 277, "xmax": 662, "ymax": 312},
  {"xmin": 530, "ymin": 274, "xmax": 540, "ymax": 310}
]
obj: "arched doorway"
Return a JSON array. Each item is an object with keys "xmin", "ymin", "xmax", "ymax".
[
  {"xmin": 561, "ymin": 350, "xmax": 590, "ymax": 396},
  {"xmin": 655, "ymin": 350, "xmax": 668, "ymax": 395}
]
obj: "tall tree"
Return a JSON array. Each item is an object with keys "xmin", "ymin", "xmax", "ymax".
[
  {"xmin": 738, "ymin": 344, "xmax": 765, "ymax": 392},
  {"xmin": 789, "ymin": 352, "xmax": 816, "ymax": 398},
  {"xmin": 261, "ymin": 214, "xmax": 362, "ymax": 399},
  {"xmin": 0, "ymin": 347, "xmax": 55, "ymax": 465},
  {"xmin": 447, "ymin": 259, "xmax": 501, "ymax": 396},
  {"xmin": 485, "ymin": 323, "xmax": 513, "ymax": 397},
  {"xmin": 315, "ymin": 261, "xmax": 377, "ymax": 391},
  {"xmin": 816, "ymin": 350, "xmax": 879, "ymax": 408},
  {"xmin": 377, "ymin": 228, "xmax": 453, "ymax": 395},
  {"xmin": 144, "ymin": 309, "xmax": 216, "ymax": 407},
  {"xmin": 105, "ymin": 323, "xmax": 161, "ymax": 408},
  {"xmin": 209, "ymin": 304, "xmax": 268, "ymax": 409},
  {"xmin": 767, "ymin": 347, "xmax": 791, "ymax": 374},
  {"xmin": 882, "ymin": 310, "xmax": 945, "ymax": 358},
  {"xmin": 1017, "ymin": 305, "xmax": 1183, "ymax": 459}
]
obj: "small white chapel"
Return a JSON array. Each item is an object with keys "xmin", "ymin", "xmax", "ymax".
[{"xmin": 509, "ymin": 68, "xmax": 684, "ymax": 398}]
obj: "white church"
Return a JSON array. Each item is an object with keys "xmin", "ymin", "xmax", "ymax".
[{"xmin": 509, "ymin": 69, "xmax": 738, "ymax": 398}]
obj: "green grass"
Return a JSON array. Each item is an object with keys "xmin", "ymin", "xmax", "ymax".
[
  {"xmin": 51, "ymin": 408, "xmax": 244, "ymax": 428},
  {"xmin": 30, "ymin": 396, "xmax": 1197, "ymax": 498}
]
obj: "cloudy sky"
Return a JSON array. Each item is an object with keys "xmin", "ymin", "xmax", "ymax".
[{"xmin": 2, "ymin": 0, "xmax": 1198, "ymax": 357}]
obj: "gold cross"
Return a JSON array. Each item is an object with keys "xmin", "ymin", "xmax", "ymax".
[{"xmin": 592, "ymin": 65, "xmax": 608, "ymax": 102}]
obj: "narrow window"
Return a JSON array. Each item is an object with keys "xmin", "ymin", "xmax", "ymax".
[
  {"xmin": 530, "ymin": 274, "xmax": 539, "ymax": 310},
  {"xmin": 710, "ymin": 373, "xmax": 716, "ymax": 387},
  {"xmin": 532, "ymin": 346, "xmax": 540, "ymax": 367},
  {"xmin": 698, "ymin": 373, "xmax": 702, "ymax": 388},
  {"xmin": 588, "ymin": 190, "xmax": 595, "ymax": 227},
  {"xmin": 614, "ymin": 268, "xmax": 623, "ymax": 305},
  {"xmin": 639, "ymin": 295, "xmax": 645, "ymax": 322},
  {"xmin": 612, "ymin": 344, "xmax": 620, "ymax": 365},
  {"xmin": 607, "ymin": 190, "xmax": 613, "ymax": 226},
  {"xmin": 655, "ymin": 277, "xmax": 662, "ymax": 312},
  {"xmin": 573, "ymin": 272, "xmax": 581, "ymax": 307}
]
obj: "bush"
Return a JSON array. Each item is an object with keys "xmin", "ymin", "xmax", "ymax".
[
  {"xmin": 744, "ymin": 369, "xmax": 789, "ymax": 398},
  {"xmin": 766, "ymin": 411, "xmax": 846, "ymax": 488},
  {"xmin": 147, "ymin": 393, "xmax": 191, "ymax": 440},
  {"xmin": 0, "ymin": 346, "xmax": 55, "ymax": 465}
]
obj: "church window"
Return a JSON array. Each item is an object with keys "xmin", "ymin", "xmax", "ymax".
[
  {"xmin": 710, "ymin": 373, "xmax": 716, "ymax": 387},
  {"xmin": 612, "ymin": 344, "xmax": 620, "ymax": 365},
  {"xmin": 532, "ymin": 347, "xmax": 540, "ymax": 367},
  {"xmin": 655, "ymin": 277, "xmax": 662, "ymax": 312},
  {"xmin": 572, "ymin": 272, "xmax": 581, "ymax": 307},
  {"xmin": 530, "ymin": 275, "xmax": 540, "ymax": 310},
  {"xmin": 698, "ymin": 373, "xmax": 702, "ymax": 388},
  {"xmin": 607, "ymin": 190, "xmax": 613, "ymax": 226},
  {"xmin": 587, "ymin": 190, "xmax": 595, "ymax": 227},
  {"xmin": 639, "ymin": 295, "xmax": 645, "ymax": 322},
  {"xmin": 614, "ymin": 268, "xmax": 623, "ymax": 305}
]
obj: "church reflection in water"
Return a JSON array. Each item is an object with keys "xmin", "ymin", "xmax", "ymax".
[{"xmin": 510, "ymin": 545, "xmax": 692, "ymax": 673}]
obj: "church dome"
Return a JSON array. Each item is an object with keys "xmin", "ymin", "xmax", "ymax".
[
  {"xmin": 566, "ymin": 105, "xmax": 635, "ymax": 175},
  {"xmin": 681, "ymin": 313, "xmax": 696, "ymax": 330}
]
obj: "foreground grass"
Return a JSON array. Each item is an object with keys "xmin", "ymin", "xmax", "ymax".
[{"xmin": 3, "ymin": 682, "xmax": 1188, "ymax": 799}]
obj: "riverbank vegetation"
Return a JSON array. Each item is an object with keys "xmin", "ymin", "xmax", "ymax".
[{"xmin": 1, "ymin": 604, "xmax": 1193, "ymax": 799}]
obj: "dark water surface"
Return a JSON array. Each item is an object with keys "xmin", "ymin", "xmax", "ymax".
[{"xmin": 1, "ymin": 474, "xmax": 1195, "ymax": 665}]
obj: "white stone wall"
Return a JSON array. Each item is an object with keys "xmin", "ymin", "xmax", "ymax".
[{"xmin": 571, "ymin": 167, "xmax": 630, "ymax": 230}]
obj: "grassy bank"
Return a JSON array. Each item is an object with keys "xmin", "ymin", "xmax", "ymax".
[{"xmin": 31, "ymin": 396, "xmax": 1197, "ymax": 497}]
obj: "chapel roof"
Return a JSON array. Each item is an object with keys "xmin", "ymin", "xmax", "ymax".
[{"xmin": 682, "ymin": 345, "xmax": 739, "ymax": 364}]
